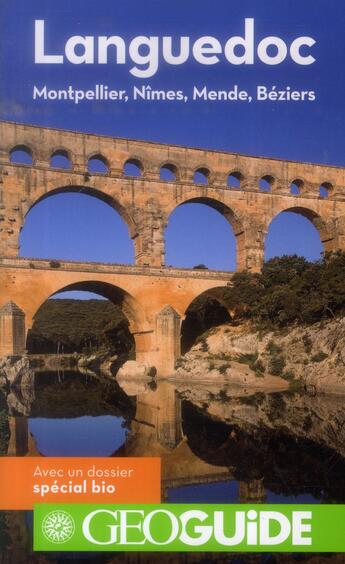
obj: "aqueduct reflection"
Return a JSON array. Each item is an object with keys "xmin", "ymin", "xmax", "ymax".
[{"xmin": 3, "ymin": 374, "xmax": 345, "ymax": 503}]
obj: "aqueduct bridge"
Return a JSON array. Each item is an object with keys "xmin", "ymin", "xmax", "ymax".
[{"xmin": 1, "ymin": 120, "xmax": 345, "ymax": 375}]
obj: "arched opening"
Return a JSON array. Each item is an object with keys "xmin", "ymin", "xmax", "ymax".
[
  {"xmin": 259, "ymin": 175, "xmax": 274, "ymax": 192},
  {"xmin": 123, "ymin": 158, "xmax": 142, "ymax": 177},
  {"xmin": 181, "ymin": 288, "xmax": 231, "ymax": 354},
  {"xmin": 10, "ymin": 145, "xmax": 33, "ymax": 165},
  {"xmin": 27, "ymin": 330, "xmax": 136, "ymax": 457},
  {"xmin": 194, "ymin": 167, "xmax": 210, "ymax": 185},
  {"xmin": 160, "ymin": 163, "xmax": 177, "ymax": 181},
  {"xmin": 290, "ymin": 178, "xmax": 304, "ymax": 196},
  {"xmin": 24, "ymin": 282, "xmax": 147, "ymax": 459},
  {"xmin": 265, "ymin": 208, "xmax": 326, "ymax": 261},
  {"xmin": 26, "ymin": 278, "xmax": 149, "ymax": 373},
  {"xmin": 19, "ymin": 189, "xmax": 134, "ymax": 264},
  {"xmin": 26, "ymin": 285, "xmax": 135, "ymax": 363},
  {"xmin": 50, "ymin": 149, "xmax": 72, "ymax": 170},
  {"xmin": 227, "ymin": 171, "xmax": 243, "ymax": 189},
  {"xmin": 320, "ymin": 182, "xmax": 332, "ymax": 199},
  {"xmin": 88, "ymin": 154, "xmax": 109, "ymax": 174},
  {"xmin": 165, "ymin": 198, "xmax": 240, "ymax": 271}
]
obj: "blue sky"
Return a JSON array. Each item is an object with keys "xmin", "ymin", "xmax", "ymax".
[{"xmin": 2, "ymin": 0, "xmax": 344, "ymax": 277}]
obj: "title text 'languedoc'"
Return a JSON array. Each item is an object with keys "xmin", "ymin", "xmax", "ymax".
[{"xmin": 35, "ymin": 19, "xmax": 316, "ymax": 78}]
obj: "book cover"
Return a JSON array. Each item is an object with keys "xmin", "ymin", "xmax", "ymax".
[{"xmin": 0, "ymin": 0, "xmax": 345, "ymax": 561}]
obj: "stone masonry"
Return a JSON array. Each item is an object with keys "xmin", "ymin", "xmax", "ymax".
[{"xmin": 1, "ymin": 121, "xmax": 345, "ymax": 375}]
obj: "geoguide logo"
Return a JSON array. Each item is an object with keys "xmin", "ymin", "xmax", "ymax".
[
  {"xmin": 34, "ymin": 503, "xmax": 345, "ymax": 552},
  {"xmin": 42, "ymin": 510, "xmax": 75, "ymax": 544}
]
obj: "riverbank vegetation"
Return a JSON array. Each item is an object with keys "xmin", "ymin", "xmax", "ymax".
[{"xmin": 223, "ymin": 251, "xmax": 345, "ymax": 328}]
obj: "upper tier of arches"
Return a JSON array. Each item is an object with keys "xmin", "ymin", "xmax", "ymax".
[{"xmin": 6, "ymin": 143, "xmax": 339, "ymax": 198}]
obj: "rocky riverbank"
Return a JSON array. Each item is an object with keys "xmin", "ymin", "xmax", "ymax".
[
  {"xmin": 174, "ymin": 317, "xmax": 345, "ymax": 394},
  {"xmin": 2, "ymin": 316, "xmax": 345, "ymax": 394},
  {"xmin": 0, "ymin": 356, "xmax": 34, "ymax": 388},
  {"xmin": 0, "ymin": 352, "xmax": 155, "ymax": 389}
]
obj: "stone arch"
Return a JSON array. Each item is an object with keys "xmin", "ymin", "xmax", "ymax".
[
  {"xmin": 289, "ymin": 178, "xmax": 305, "ymax": 196},
  {"xmin": 193, "ymin": 166, "xmax": 212, "ymax": 185},
  {"xmin": 181, "ymin": 286, "xmax": 231, "ymax": 353},
  {"xmin": 23, "ymin": 184, "xmax": 138, "ymax": 240},
  {"xmin": 227, "ymin": 170, "xmax": 245, "ymax": 189},
  {"xmin": 183, "ymin": 286, "xmax": 231, "ymax": 317},
  {"xmin": 267, "ymin": 206, "xmax": 335, "ymax": 254},
  {"xmin": 319, "ymin": 182, "xmax": 333, "ymax": 199},
  {"xmin": 17, "ymin": 185, "xmax": 139, "ymax": 266},
  {"xmin": 33, "ymin": 280, "xmax": 147, "ymax": 333},
  {"xmin": 159, "ymin": 161, "xmax": 178, "ymax": 181},
  {"xmin": 28, "ymin": 280, "xmax": 152, "ymax": 359},
  {"xmin": 166, "ymin": 196, "xmax": 245, "ymax": 271},
  {"xmin": 87, "ymin": 153, "xmax": 110, "ymax": 174},
  {"xmin": 123, "ymin": 157, "xmax": 144, "ymax": 177},
  {"xmin": 259, "ymin": 174, "xmax": 275, "ymax": 192},
  {"xmin": 9, "ymin": 144, "xmax": 34, "ymax": 165},
  {"xmin": 50, "ymin": 148, "xmax": 73, "ymax": 169}
]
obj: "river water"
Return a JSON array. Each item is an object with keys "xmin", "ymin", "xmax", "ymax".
[{"xmin": 1, "ymin": 369, "xmax": 345, "ymax": 562}]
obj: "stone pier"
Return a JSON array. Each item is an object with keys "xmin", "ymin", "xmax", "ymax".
[{"xmin": 0, "ymin": 301, "xmax": 26, "ymax": 356}]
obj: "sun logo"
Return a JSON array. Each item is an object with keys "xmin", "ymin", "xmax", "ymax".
[{"xmin": 42, "ymin": 510, "xmax": 75, "ymax": 544}]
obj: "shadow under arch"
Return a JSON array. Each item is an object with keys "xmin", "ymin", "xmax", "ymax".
[
  {"xmin": 269, "ymin": 206, "xmax": 334, "ymax": 253},
  {"xmin": 181, "ymin": 286, "xmax": 231, "ymax": 354},
  {"xmin": 166, "ymin": 196, "xmax": 244, "ymax": 271},
  {"xmin": 23, "ymin": 184, "xmax": 138, "ymax": 241}
]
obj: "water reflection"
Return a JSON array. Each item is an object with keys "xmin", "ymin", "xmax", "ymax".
[
  {"xmin": 29, "ymin": 416, "xmax": 128, "ymax": 457},
  {"xmin": 1, "ymin": 368, "xmax": 345, "ymax": 562}
]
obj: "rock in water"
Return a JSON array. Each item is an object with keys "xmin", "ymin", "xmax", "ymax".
[
  {"xmin": 117, "ymin": 360, "xmax": 156, "ymax": 379},
  {"xmin": 0, "ymin": 356, "xmax": 34, "ymax": 387}
]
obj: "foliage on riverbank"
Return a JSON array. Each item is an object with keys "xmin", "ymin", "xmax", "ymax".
[{"xmin": 223, "ymin": 251, "xmax": 345, "ymax": 327}]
